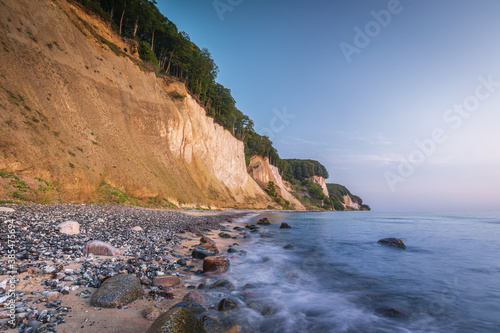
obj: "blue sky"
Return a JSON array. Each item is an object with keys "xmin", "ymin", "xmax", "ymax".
[{"xmin": 157, "ymin": 0, "xmax": 500, "ymax": 211}]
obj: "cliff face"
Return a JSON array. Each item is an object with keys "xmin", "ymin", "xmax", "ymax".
[
  {"xmin": 0, "ymin": 0, "xmax": 271, "ymax": 208},
  {"xmin": 342, "ymin": 195, "xmax": 360, "ymax": 210},
  {"xmin": 248, "ymin": 156, "xmax": 305, "ymax": 210},
  {"xmin": 309, "ymin": 176, "xmax": 329, "ymax": 198}
]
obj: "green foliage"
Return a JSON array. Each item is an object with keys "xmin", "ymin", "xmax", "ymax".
[
  {"xmin": 326, "ymin": 183, "xmax": 370, "ymax": 211},
  {"xmin": 308, "ymin": 184, "xmax": 325, "ymax": 200},
  {"xmin": 139, "ymin": 40, "xmax": 159, "ymax": 68},
  {"xmin": 168, "ymin": 91, "xmax": 186, "ymax": 100},
  {"xmin": 265, "ymin": 181, "xmax": 277, "ymax": 198},
  {"xmin": 281, "ymin": 159, "xmax": 329, "ymax": 181}
]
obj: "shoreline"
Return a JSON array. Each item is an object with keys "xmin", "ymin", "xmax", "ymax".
[{"xmin": 0, "ymin": 204, "xmax": 262, "ymax": 332}]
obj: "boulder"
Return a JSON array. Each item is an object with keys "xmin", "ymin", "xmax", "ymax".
[
  {"xmin": 143, "ymin": 307, "xmax": 162, "ymax": 321},
  {"xmin": 209, "ymin": 279, "xmax": 235, "ymax": 290},
  {"xmin": 283, "ymin": 244, "xmax": 294, "ymax": 249},
  {"xmin": 153, "ymin": 275, "xmax": 180, "ymax": 288},
  {"xmin": 90, "ymin": 274, "xmax": 143, "ymax": 308},
  {"xmin": 202, "ymin": 316, "xmax": 241, "ymax": 333},
  {"xmin": 83, "ymin": 240, "xmax": 121, "ymax": 256},
  {"xmin": 203, "ymin": 256, "xmax": 230, "ymax": 274},
  {"xmin": 0, "ymin": 207, "xmax": 15, "ymax": 213},
  {"xmin": 170, "ymin": 302, "xmax": 207, "ymax": 316},
  {"xmin": 218, "ymin": 232, "xmax": 231, "ymax": 239},
  {"xmin": 217, "ymin": 298, "xmax": 238, "ymax": 312},
  {"xmin": 146, "ymin": 307, "xmax": 205, "ymax": 333},
  {"xmin": 378, "ymin": 238, "xmax": 406, "ymax": 249},
  {"xmin": 183, "ymin": 290, "xmax": 206, "ymax": 303},
  {"xmin": 279, "ymin": 223, "xmax": 291, "ymax": 229},
  {"xmin": 192, "ymin": 245, "xmax": 218, "ymax": 259},
  {"xmin": 257, "ymin": 218, "xmax": 271, "ymax": 225},
  {"xmin": 200, "ymin": 242, "xmax": 219, "ymax": 254},
  {"xmin": 56, "ymin": 221, "xmax": 80, "ymax": 235}
]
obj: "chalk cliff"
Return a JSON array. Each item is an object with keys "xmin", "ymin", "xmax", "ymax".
[
  {"xmin": 309, "ymin": 176, "xmax": 329, "ymax": 198},
  {"xmin": 0, "ymin": 0, "xmax": 271, "ymax": 208}
]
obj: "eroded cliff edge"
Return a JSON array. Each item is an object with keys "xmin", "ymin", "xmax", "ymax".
[{"xmin": 0, "ymin": 0, "xmax": 272, "ymax": 208}]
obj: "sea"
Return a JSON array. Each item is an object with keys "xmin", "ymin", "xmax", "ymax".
[{"xmin": 225, "ymin": 211, "xmax": 500, "ymax": 333}]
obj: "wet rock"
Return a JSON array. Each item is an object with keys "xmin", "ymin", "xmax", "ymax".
[
  {"xmin": 90, "ymin": 274, "xmax": 144, "ymax": 308},
  {"xmin": 283, "ymin": 244, "xmax": 294, "ymax": 249},
  {"xmin": 83, "ymin": 240, "xmax": 121, "ymax": 256},
  {"xmin": 183, "ymin": 290, "xmax": 206, "ymax": 303},
  {"xmin": 27, "ymin": 320, "xmax": 41, "ymax": 329},
  {"xmin": 200, "ymin": 235, "xmax": 215, "ymax": 244},
  {"xmin": 170, "ymin": 302, "xmax": 206, "ymax": 316},
  {"xmin": 279, "ymin": 223, "xmax": 291, "ymax": 229},
  {"xmin": 203, "ymin": 256, "xmax": 230, "ymax": 274},
  {"xmin": 153, "ymin": 275, "xmax": 180, "ymax": 288},
  {"xmin": 378, "ymin": 238, "xmax": 406, "ymax": 249},
  {"xmin": 177, "ymin": 259, "xmax": 187, "ymax": 266},
  {"xmin": 247, "ymin": 301, "xmax": 275, "ymax": 316},
  {"xmin": 192, "ymin": 245, "xmax": 218, "ymax": 259},
  {"xmin": 56, "ymin": 220, "xmax": 80, "ymax": 235},
  {"xmin": 202, "ymin": 316, "xmax": 241, "ymax": 333},
  {"xmin": 245, "ymin": 224, "xmax": 260, "ymax": 231},
  {"xmin": 217, "ymin": 298, "xmax": 238, "ymax": 312},
  {"xmin": 257, "ymin": 218, "xmax": 270, "ymax": 225},
  {"xmin": 218, "ymin": 232, "xmax": 232, "ymax": 239},
  {"xmin": 209, "ymin": 279, "xmax": 235, "ymax": 290},
  {"xmin": 143, "ymin": 307, "xmax": 161, "ymax": 321},
  {"xmin": 200, "ymin": 242, "xmax": 219, "ymax": 254},
  {"xmin": 146, "ymin": 307, "xmax": 205, "ymax": 333}
]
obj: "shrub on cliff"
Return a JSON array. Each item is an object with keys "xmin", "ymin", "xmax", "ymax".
[{"xmin": 139, "ymin": 41, "xmax": 159, "ymax": 69}]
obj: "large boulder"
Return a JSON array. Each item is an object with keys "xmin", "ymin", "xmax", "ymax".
[
  {"xmin": 217, "ymin": 298, "xmax": 238, "ymax": 312},
  {"xmin": 90, "ymin": 274, "xmax": 143, "ymax": 308},
  {"xmin": 183, "ymin": 290, "xmax": 206, "ymax": 303},
  {"xmin": 146, "ymin": 307, "xmax": 205, "ymax": 333},
  {"xmin": 378, "ymin": 238, "xmax": 406, "ymax": 249},
  {"xmin": 192, "ymin": 245, "xmax": 218, "ymax": 259},
  {"xmin": 83, "ymin": 240, "xmax": 121, "ymax": 256},
  {"xmin": 56, "ymin": 221, "xmax": 80, "ymax": 235},
  {"xmin": 203, "ymin": 256, "xmax": 230, "ymax": 274}
]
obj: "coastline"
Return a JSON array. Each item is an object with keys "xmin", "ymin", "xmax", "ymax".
[{"xmin": 0, "ymin": 204, "xmax": 262, "ymax": 332}]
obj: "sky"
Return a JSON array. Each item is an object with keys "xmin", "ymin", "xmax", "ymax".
[{"xmin": 156, "ymin": 0, "xmax": 500, "ymax": 211}]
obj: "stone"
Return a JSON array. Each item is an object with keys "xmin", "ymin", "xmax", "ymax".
[
  {"xmin": 0, "ymin": 207, "xmax": 15, "ymax": 213},
  {"xmin": 283, "ymin": 244, "xmax": 294, "ymax": 249},
  {"xmin": 177, "ymin": 259, "xmax": 187, "ymax": 266},
  {"xmin": 27, "ymin": 320, "xmax": 41, "ymax": 329},
  {"xmin": 209, "ymin": 279, "xmax": 235, "ymax": 290},
  {"xmin": 192, "ymin": 245, "xmax": 218, "ymax": 259},
  {"xmin": 378, "ymin": 238, "xmax": 406, "ymax": 249},
  {"xmin": 43, "ymin": 265, "xmax": 56, "ymax": 274},
  {"xmin": 200, "ymin": 242, "xmax": 219, "ymax": 254},
  {"xmin": 46, "ymin": 292, "xmax": 61, "ymax": 302},
  {"xmin": 217, "ymin": 298, "xmax": 238, "ymax": 312},
  {"xmin": 200, "ymin": 235, "xmax": 215, "ymax": 244},
  {"xmin": 218, "ymin": 232, "xmax": 231, "ymax": 239},
  {"xmin": 203, "ymin": 256, "xmax": 230, "ymax": 274},
  {"xmin": 146, "ymin": 307, "xmax": 205, "ymax": 333},
  {"xmin": 83, "ymin": 240, "xmax": 121, "ymax": 256},
  {"xmin": 143, "ymin": 307, "xmax": 161, "ymax": 321},
  {"xmin": 90, "ymin": 274, "xmax": 144, "ymax": 308},
  {"xmin": 183, "ymin": 290, "xmax": 206, "ymax": 303},
  {"xmin": 257, "ymin": 218, "xmax": 271, "ymax": 225},
  {"xmin": 376, "ymin": 306, "xmax": 406, "ymax": 318},
  {"xmin": 202, "ymin": 316, "xmax": 241, "ymax": 333},
  {"xmin": 279, "ymin": 223, "xmax": 291, "ymax": 229},
  {"xmin": 153, "ymin": 275, "xmax": 180, "ymax": 288},
  {"xmin": 56, "ymin": 221, "xmax": 80, "ymax": 235},
  {"xmin": 131, "ymin": 226, "xmax": 144, "ymax": 232}
]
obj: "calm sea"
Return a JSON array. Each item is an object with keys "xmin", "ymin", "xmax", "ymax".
[{"xmin": 226, "ymin": 211, "xmax": 500, "ymax": 333}]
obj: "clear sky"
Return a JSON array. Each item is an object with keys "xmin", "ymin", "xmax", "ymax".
[{"xmin": 157, "ymin": 0, "xmax": 500, "ymax": 211}]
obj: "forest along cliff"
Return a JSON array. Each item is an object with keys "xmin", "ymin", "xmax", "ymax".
[{"xmin": 0, "ymin": 0, "xmax": 271, "ymax": 208}]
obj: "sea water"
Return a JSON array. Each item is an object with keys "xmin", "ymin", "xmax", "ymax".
[{"xmin": 226, "ymin": 211, "xmax": 500, "ymax": 333}]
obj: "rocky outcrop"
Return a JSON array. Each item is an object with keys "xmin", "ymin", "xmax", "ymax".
[
  {"xmin": 248, "ymin": 156, "xmax": 305, "ymax": 210},
  {"xmin": 309, "ymin": 176, "xmax": 329, "ymax": 198},
  {"xmin": 0, "ymin": 0, "xmax": 271, "ymax": 209},
  {"xmin": 343, "ymin": 195, "xmax": 360, "ymax": 210}
]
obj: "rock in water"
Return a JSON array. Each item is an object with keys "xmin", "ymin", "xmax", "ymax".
[
  {"xmin": 146, "ymin": 307, "xmax": 205, "ymax": 333},
  {"xmin": 279, "ymin": 223, "xmax": 291, "ymax": 229},
  {"xmin": 217, "ymin": 298, "xmax": 238, "ymax": 312},
  {"xmin": 183, "ymin": 290, "xmax": 206, "ymax": 303},
  {"xmin": 56, "ymin": 220, "xmax": 80, "ymax": 235},
  {"xmin": 203, "ymin": 256, "xmax": 230, "ymax": 273},
  {"xmin": 257, "ymin": 218, "xmax": 271, "ymax": 225},
  {"xmin": 378, "ymin": 238, "xmax": 406, "ymax": 249},
  {"xmin": 83, "ymin": 240, "xmax": 121, "ymax": 256},
  {"xmin": 90, "ymin": 274, "xmax": 144, "ymax": 308},
  {"xmin": 209, "ymin": 279, "xmax": 235, "ymax": 290}
]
